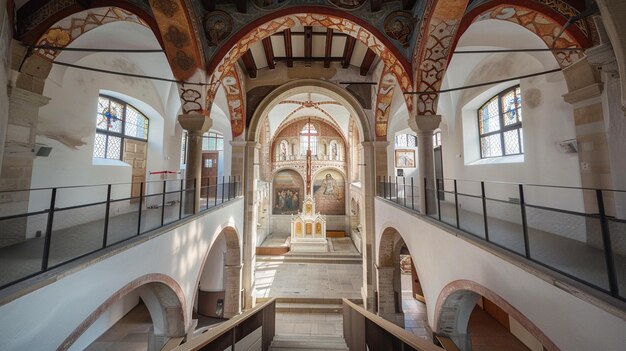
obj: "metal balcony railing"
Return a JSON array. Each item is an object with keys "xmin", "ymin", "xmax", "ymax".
[
  {"xmin": 376, "ymin": 176, "xmax": 626, "ymax": 303},
  {"xmin": 0, "ymin": 176, "xmax": 243, "ymax": 289}
]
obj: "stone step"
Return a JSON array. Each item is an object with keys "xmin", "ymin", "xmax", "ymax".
[
  {"xmin": 270, "ymin": 335, "xmax": 348, "ymax": 350},
  {"xmin": 276, "ymin": 302, "xmax": 343, "ymax": 313},
  {"xmin": 256, "ymin": 255, "xmax": 362, "ymax": 264},
  {"xmin": 256, "ymin": 297, "xmax": 362, "ymax": 305}
]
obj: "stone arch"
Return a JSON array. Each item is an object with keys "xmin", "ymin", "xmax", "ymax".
[
  {"xmin": 207, "ymin": 9, "xmax": 412, "ymax": 96},
  {"xmin": 457, "ymin": 3, "xmax": 591, "ymax": 69},
  {"xmin": 194, "ymin": 226, "xmax": 242, "ymax": 319},
  {"xmin": 377, "ymin": 226, "xmax": 424, "ymax": 327},
  {"xmin": 248, "ymin": 79, "xmax": 372, "ymax": 143},
  {"xmin": 434, "ymin": 280, "xmax": 559, "ymax": 351},
  {"xmin": 58, "ymin": 273, "xmax": 186, "ymax": 351}
]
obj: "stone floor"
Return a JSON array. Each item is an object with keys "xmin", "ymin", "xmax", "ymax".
[
  {"xmin": 85, "ymin": 302, "xmax": 152, "ymax": 351},
  {"xmin": 275, "ymin": 311, "xmax": 344, "ymax": 336},
  {"xmin": 401, "ymin": 274, "xmax": 431, "ymax": 340}
]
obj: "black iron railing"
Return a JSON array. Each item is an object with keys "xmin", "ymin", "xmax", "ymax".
[
  {"xmin": 376, "ymin": 176, "xmax": 626, "ymax": 303},
  {"xmin": 0, "ymin": 176, "xmax": 242, "ymax": 290}
]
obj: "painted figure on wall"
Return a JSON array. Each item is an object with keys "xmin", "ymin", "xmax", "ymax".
[
  {"xmin": 384, "ymin": 11, "xmax": 415, "ymax": 48},
  {"xmin": 313, "ymin": 169, "xmax": 345, "ymax": 215},
  {"xmin": 273, "ymin": 170, "xmax": 304, "ymax": 214}
]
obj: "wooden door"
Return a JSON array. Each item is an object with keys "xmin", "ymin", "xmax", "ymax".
[
  {"xmin": 123, "ymin": 139, "xmax": 148, "ymax": 200},
  {"xmin": 201, "ymin": 152, "xmax": 219, "ymax": 197}
]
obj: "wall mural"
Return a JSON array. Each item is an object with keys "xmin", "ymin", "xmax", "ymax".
[
  {"xmin": 273, "ymin": 170, "xmax": 304, "ymax": 215},
  {"xmin": 252, "ymin": 0, "xmax": 289, "ymax": 10},
  {"xmin": 222, "ymin": 65, "xmax": 246, "ymax": 137},
  {"xmin": 374, "ymin": 66, "xmax": 396, "ymax": 140},
  {"xmin": 384, "ymin": 11, "xmax": 415, "ymax": 48},
  {"xmin": 313, "ymin": 169, "xmax": 345, "ymax": 215},
  {"xmin": 204, "ymin": 10, "xmax": 233, "ymax": 47}
]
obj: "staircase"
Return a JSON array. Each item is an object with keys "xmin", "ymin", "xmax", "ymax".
[{"xmin": 270, "ymin": 334, "xmax": 349, "ymax": 350}]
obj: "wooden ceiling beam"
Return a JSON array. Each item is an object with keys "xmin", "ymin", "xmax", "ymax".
[
  {"xmin": 324, "ymin": 28, "xmax": 333, "ymax": 68},
  {"xmin": 304, "ymin": 26, "xmax": 313, "ymax": 67},
  {"xmin": 341, "ymin": 36, "xmax": 356, "ymax": 69},
  {"xmin": 262, "ymin": 37, "xmax": 275, "ymax": 69},
  {"xmin": 241, "ymin": 49, "xmax": 257, "ymax": 78},
  {"xmin": 360, "ymin": 49, "xmax": 376, "ymax": 76},
  {"xmin": 283, "ymin": 29, "xmax": 293, "ymax": 68}
]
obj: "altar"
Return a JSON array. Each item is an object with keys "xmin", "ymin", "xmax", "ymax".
[{"xmin": 290, "ymin": 195, "xmax": 327, "ymax": 252}]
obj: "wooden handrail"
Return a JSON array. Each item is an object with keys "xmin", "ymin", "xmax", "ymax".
[
  {"xmin": 342, "ymin": 298, "xmax": 444, "ymax": 351},
  {"xmin": 174, "ymin": 297, "xmax": 277, "ymax": 351},
  {"xmin": 434, "ymin": 335, "xmax": 462, "ymax": 351}
]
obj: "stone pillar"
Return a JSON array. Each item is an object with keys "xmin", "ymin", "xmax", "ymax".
[
  {"xmin": 361, "ymin": 141, "xmax": 377, "ymax": 311},
  {"xmin": 373, "ymin": 141, "xmax": 389, "ymax": 180},
  {"xmin": 562, "ymin": 59, "xmax": 614, "ymax": 250},
  {"xmin": 224, "ymin": 264, "xmax": 242, "ymax": 318},
  {"xmin": 0, "ymin": 87, "xmax": 50, "ymax": 247},
  {"xmin": 376, "ymin": 265, "xmax": 405, "ymax": 327},
  {"xmin": 178, "ymin": 114, "xmax": 212, "ymax": 214},
  {"xmin": 239, "ymin": 141, "xmax": 260, "ymax": 309},
  {"xmin": 409, "ymin": 114, "xmax": 441, "ymax": 214}
]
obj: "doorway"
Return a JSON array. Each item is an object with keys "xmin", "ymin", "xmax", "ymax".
[{"xmin": 202, "ymin": 151, "xmax": 219, "ymax": 198}]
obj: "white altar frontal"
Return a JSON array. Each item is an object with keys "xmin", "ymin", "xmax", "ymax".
[{"xmin": 290, "ymin": 195, "xmax": 327, "ymax": 252}]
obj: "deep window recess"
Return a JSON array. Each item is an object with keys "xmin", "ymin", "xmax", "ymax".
[
  {"xmin": 94, "ymin": 95, "xmax": 149, "ymax": 159},
  {"xmin": 478, "ymin": 86, "xmax": 523, "ymax": 158},
  {"xmin": 395, "ymin": 134, "xmax": 417, "ymax": 148},
  {"xmin": 433, "ymin": 131, "xmax": 441, "ymax": 147},
  {"xmin": 202, "ymin": 131, "xmax": 224, "ymax": 151}
]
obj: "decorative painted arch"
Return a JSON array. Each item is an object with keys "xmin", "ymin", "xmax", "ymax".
[
  {"xmin": 312, "ymin": 166, "xmax": 348, "ymax": 182},
  {"xmin": 434, "ymin": 279, "xmax": 559, "ymax": 351},
  {"xmin": 33, "ymin": 7, "xmax": 153, "ymax": 60},
  {"xmin": 58, "ymin": 273, "xmax": 187, "ymax": 351},
  {"xmin": 272, "ymin": 115, "xmax": 348, "ymax": 147},
  {"xmin": 206, "ymin": 9, "xmax": 415, "ymax": 119},
  {"xmin": 221, "ymin": 64, "xmax": 246, "ymax": 137},
  {"xmin": 457, "ymin": 1, "xmax": 593, "ymax": 68},
  {"xmin": 374, "ymin": 65, "xmax": 397, "ymax": 140}
]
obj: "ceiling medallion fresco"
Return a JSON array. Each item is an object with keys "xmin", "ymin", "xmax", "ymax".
[
  {"xmin": 204, "ymin": 10, "xmax": 233, "ymax": 47},
  {"xmin": 251, "ymin": 0, "xmax": 291, "ymax": 10},
  {"xmin": 384, "ymin": 11, "xmax": 415, "ymax": 48},
  {"xmin": 327, "ymin": 0, "xmax": 367, "ymax": 10}
]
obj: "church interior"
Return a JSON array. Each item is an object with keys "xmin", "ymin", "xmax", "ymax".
[{"xmin": 1, "ymin": 0, "xmax": 626, "ymax": 350}]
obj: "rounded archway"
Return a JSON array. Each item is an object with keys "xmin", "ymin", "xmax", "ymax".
[
  {"xmin": 59, "ymin": 274, "xmax": 186, "ymax": 351},
  {"xmin": 194, "ymin": 226, "xmax": 242, "ymax": 323},
  {"xmin": 377, "ymin": 227, "xmax": 429, "ymax": 338},
  {"xmin": 434, "ymin": 280, "xmax": 558, "ymax": 351}
]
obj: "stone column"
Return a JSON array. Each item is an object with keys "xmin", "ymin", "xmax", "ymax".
[
  {"xmin": 376, "ymin": 265, "xmax": 405, "ymax": 327},
  {"xmin": 373, "ymin": 141, "xmax": 389, "ymax": 180},
  {"xmin": 361, "ymin": 141, "xmax": 377, "ymax": 311},
  {"xmin": 223, "ymin": 264, "xmax": 242, "ymax": 318},
  {"xmin": 409, "ymin": 114, "xmax": 441, "ymax": 214},
  {"xmin": 178, "ymin": 114, "xmax": 212, "ymax": 214},
  {"xmin": 239, "ymin": 141, "xmax": 260, "ymax": 309}
]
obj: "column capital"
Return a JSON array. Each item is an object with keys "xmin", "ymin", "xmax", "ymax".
[
  {"xmin": 8, "ymin": 86, "xmax": 50, "ymax": 108},
  {"xmin": 361, "ymin": 141, "xmax": 388, "ymax": 148},
  {"xmin": 561, "ymin": 58, "xmax": 603, "ymax": 104},
  {"xmin": 408, "ymin": 114, "xmax": 441, "ymax": 136},
  {"xmin": 178, "ymin": 113, "xmax": 212, "ymax": 133}
]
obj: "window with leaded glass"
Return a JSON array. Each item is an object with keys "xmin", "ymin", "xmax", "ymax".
[
  {"xmin": 395, "ymin": 134, "xmax": 417, "ymax": 148},
  {"xmin": 478, "ymin": 86, "xmax": 523, "ymax": 158},
  {"xmin": 433, "ymin": 131, "xmax": 442, "ymax": 147},
  {"xmin": 202, "ymin": 131, "xmax": 224, "ymax": 151},
  {"xmin": 300, "ymin": 123, "xmax": 318, "ymax": 155},
  {"xmin": 94, "ymin": 95, "xmax": 149, "ymax": 160}
]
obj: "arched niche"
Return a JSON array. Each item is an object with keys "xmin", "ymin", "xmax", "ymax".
[{"xmin": 272, "ymin": 169, "xmax": 305, "ymax": 215}]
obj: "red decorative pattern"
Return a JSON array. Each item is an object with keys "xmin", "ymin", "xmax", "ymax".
[
  {"xmin": 222, "ymin": 65, "xmax": 246, "ymax": 137},
  {"xmin": 374, "ymin": 66, "xmax": 396, "ymax": 140}
]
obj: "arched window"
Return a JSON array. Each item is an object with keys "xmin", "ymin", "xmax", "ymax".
[
  {"xmin": 395, "ymin": 134, "xmax": 417, "ymax": 148},
  {"xmin": 300, "ymin": 123, "xmax": 318, "ymax": 155},
  {"xmin": 478, "ymin": 86, "xmax": 523, "ymax": 158},
  {"xmin": 93, "ymin": 95, "xmax": 149, "ymax": 159},
  {"xmin": 433, "ymin": 131, "xmax": 442, "ymax": 147}
]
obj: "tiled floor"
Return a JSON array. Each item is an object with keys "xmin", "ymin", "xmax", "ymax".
[
  {"xmin": 275, "ymin": 312, "xmax": 344, "ymax": 336},
  {"xmin": 401, "ymin": 274, "xmax": 431, "ymax": 340}
]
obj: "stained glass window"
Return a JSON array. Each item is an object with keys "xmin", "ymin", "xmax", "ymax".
[
  {"xmin": 478, "ymin": 86, "xmax": 523, "ymax": 158},
  {"xmin": 93, "ymin": 95, "xmax": 149, "ymax": 160}
]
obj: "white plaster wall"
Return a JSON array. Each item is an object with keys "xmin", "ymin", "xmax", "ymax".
[
  {"xmin": 199, "ymin": 233, "xmax": 225, "ymax": 291},
  {"xmin": 375, "ymin": 199, "xmax": 626, "ymax": 351},
  {"xmin": 0, "ymin": 199, "xmax": 244, "ymax": 351}
]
